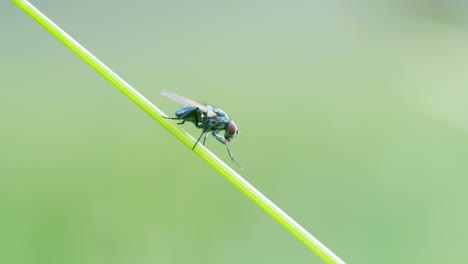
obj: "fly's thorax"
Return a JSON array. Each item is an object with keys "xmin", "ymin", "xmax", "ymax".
[{"xmin": 213, "ymin": 107, "xmax": 229, "ymax": 118}]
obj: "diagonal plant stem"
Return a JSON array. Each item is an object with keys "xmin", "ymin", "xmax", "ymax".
[{"xmin": 12, "ymin": 1, "xmax": 345, "ymax": 263}]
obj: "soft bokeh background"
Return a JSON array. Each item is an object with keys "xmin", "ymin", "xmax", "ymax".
[{"xmin": 2, "ymin": 0, "xmax": 468, "ymax": 263}]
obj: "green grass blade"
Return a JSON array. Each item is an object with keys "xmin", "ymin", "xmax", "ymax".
[{"xmin": 12, "ymin": 1, "xmax": 345, "ymax": 263}]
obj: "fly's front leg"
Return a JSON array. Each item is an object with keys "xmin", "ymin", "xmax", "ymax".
[
  {"xmin": 225, "ymin": 143, "xmax": 243, "ymax": 169},
  {"xmin": 212, "ymin": 130, "xmax": 227, "ymax": 145},
  {"xmin": 212, "ymin": 131, "xmax": 243, "ymax": 169}
]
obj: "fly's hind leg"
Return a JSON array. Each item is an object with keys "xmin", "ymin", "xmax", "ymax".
[
  {"xmin": 163, "ymin": 107, "xmax": 200, "ymax": 125},
  {"xmin": 162, "ymin": 116, "xmax": 185, "ymax": 125}
]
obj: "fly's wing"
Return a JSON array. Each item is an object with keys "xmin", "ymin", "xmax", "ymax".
[{"xmin": 161, "ymin": 90, "xmax": 216, "ymax": 116}]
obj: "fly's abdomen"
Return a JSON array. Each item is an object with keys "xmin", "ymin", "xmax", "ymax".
[{"xmin": 175, "ymin": 106, "xmax": 200, "ymax": 124}]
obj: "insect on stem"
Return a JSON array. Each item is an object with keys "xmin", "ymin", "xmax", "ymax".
[{"xmin": 161, "ymin": 90, "xmax": 243, "ymax": 169}]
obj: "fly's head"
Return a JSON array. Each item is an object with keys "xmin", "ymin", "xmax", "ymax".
[{"xmin": 224, "ymin": 120, "xmax": 239, "ymax": 142}]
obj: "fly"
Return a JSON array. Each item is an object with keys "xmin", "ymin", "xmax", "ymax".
[{"xmin": 161, "ymin": 90, "xmax": 243, "ymax": 169}]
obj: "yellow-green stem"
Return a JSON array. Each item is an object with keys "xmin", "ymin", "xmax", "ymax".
[{"xmin": 12, "ymin": 1, "xmax": 345, "ymax": 263}]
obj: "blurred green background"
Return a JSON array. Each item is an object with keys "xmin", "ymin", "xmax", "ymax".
[{"xmin": 3, "ymin": 0, "xmax": 468, "ymax": 263}]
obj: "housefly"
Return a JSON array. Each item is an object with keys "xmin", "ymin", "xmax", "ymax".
[{"xmin": 161, "ymin": 90, "xmax": 243, "ymax": 168}]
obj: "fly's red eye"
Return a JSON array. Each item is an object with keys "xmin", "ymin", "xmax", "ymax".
[{"xmin": 227, "ymin": 121, "xmax": 238, "ymax": 136}]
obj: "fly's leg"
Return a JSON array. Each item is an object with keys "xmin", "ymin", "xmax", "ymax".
[
  {"xmin": 162, "ymin": 116, "xmax": 185, "ymax": 125},
  {"xmin": 211, "ymin": 130, "xmax": 225, "ymax": 144},
  {"xmin": 162, "ymin": 107, "xmax": 200, "ymax": 126},
  {"xmin": 193, "ymin": 131, "xmax": 205, "ymax": 150},
  {"xmin": 202, "ymin": 133, "xmax": 210, "ymax": 145},
  {"xmin": 192, "ymin": 121, "xmax": 209, "ymax": 150},
  {"xmin": 212, "ymin": 131, "xmax": 243, "ymax": 169},
  {"xmin": 225, "ymin": 143, "xmax": 244, "ymax": 169}
]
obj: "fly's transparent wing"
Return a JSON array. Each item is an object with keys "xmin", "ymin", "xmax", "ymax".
[{"xmin": 161, "ymin": 90, "xmax": 216, "ymax": 116}]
